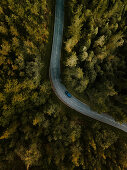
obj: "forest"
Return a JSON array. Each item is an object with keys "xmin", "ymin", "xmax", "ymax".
[
  {"xmin": 62, "ymin": 0, "xmax": 127, "ymax": 123},
  {"xmin": 0, "ymin": 0, "xmax": 127, "ymax": 169}
]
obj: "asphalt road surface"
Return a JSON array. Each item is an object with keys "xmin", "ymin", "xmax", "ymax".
[{"xmin": 49, "ymin": 0, "xmax": 127, "ymax": 133}]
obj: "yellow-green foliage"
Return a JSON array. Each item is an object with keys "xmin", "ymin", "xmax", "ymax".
[
  {"xmin": 63, "ymin": 0, "xmax": 127, "ymax": 122},
  {"xmin": 0, "ymin": 0, "xmax": 51, "ymax": 130}
]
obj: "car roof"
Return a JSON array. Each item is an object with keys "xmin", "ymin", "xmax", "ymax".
[{"xmin": 65, "ymin": 91, "xmax": 71, "ymax": 96}]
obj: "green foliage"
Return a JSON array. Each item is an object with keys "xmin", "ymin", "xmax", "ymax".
[
  {"xmin": 65, "ymin": 52, "xmax": 78, "ymax": 67},
  {"xmin": 63, "ymin": 0, "xmax": 127, "ymax": 122},
  {"xmin": 0, "ymin": 0, "xmax": 127, "ymax": 169},
  {"xmin": 15, "ymin": 144, "xmax": 41, "ymax": 170}
]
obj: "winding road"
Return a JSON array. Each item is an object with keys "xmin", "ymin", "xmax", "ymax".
[{"xmin": 49, "ymin": 0, "xmax": 127, "ymax": 133}]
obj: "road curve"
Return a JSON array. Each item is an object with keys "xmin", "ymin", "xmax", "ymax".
[{"xmin": 49, "ymin": 0, "xmax": 127, "ymax": 133}]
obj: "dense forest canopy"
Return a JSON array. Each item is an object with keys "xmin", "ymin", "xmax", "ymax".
[
  {"xmin": 0, "ymin": 0, "xmax": 127, "ymax": 169},
  {"xmin": 63, "ymin": 0, "xmax": 127, "ymax": 122}
]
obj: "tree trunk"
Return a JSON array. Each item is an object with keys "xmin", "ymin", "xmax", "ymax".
[{"xmin": 27, "ymin": 164, "xmax": 30, "ymax": 170}]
